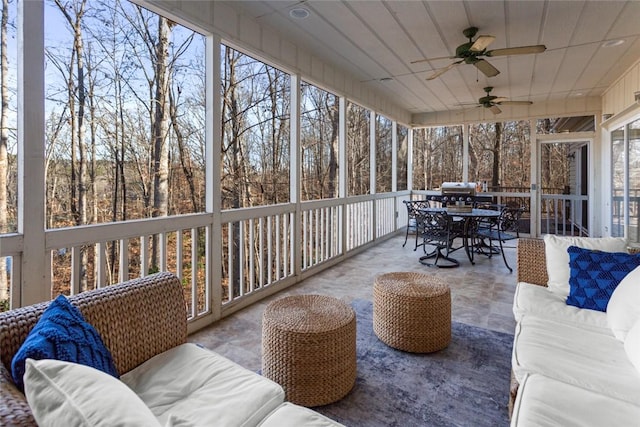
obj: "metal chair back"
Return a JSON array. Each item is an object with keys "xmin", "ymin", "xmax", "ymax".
[{"xmin": 402, "ymin": 200, "xmax": 431, "ymax": 250}]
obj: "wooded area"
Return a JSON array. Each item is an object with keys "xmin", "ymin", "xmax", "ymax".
[{"xmin": 0, "ymin": 0, "xmax": 575, "ymax": 310}]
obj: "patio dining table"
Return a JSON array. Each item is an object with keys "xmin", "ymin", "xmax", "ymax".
[{"xmin": 418, "ymin": 207, "xmax": 501, "ymax": 267}]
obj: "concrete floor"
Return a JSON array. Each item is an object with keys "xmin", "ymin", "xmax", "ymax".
[{"xmin": 189, "ymin": 234, "xmax": 517, "ymax": 372}]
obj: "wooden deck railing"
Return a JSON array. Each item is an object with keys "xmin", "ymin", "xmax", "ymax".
[{"xmin": 0, "ymin": 192, "xmax": 410, "ymax": 326}]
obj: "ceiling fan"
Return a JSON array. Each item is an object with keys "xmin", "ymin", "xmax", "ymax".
[
  {"xmin": 468, "ymin": 86, "xmax": 533, "ymax": 114},
  {"xmin": 412, "ymin": 27, "xmax": 546, "ymax": 80}
]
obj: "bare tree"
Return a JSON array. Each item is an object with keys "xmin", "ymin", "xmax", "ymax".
[
  {"xmin": 300, "ymin": 83, "xmax": 339, "ymax": 200},
  {"xmin": 492, "ymin": 122, "xmax": 502, "ymax": 189},
  {"xmin": 347, "ymin": 103, "xmax": 370, "ymax": 195},
  {"xmin": 55, "ymin": 0, "xmax": 90, "ymax": 290},
  {"xmin": 376, "ymin": 116, "xmax": 392, "ymax": 193}
]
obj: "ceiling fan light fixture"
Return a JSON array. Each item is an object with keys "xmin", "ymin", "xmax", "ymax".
[{"xmin": 289, "ymin": 7, "xmax": 310, "ymax": 19}]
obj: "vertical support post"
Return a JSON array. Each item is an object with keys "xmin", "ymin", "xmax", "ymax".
[
  {"xmin": 529, "ymin": 119, "xmax": 539, "ymax": 237},
  {"xmin": 18, "ymin": 1, "xmax": 47, "ymax": 305},
  {"xmin": 462, "ymin": 124, "xmax": 469, "ymax": 182},
  {"xmin": 583, "ymin": 137, "xmax": 596, "ymax": 236},
  {"xmin": 391, "ymin": 121, "xmax": 397, "ymax": 192},
  {"xmin": 624, "ymin": 124, "xmax": 630, "ymax": 239},
  {"xmin": 339, "ymin": 97, "xmax": 347, "ymax": 254},
  {"xmin": 208, "ymin": 35, "xmax": 222, "ymax": 319},
  {"xmin": 407, "ymin": 128, "xmax": 414, "ymax": 192},
  {"xmin": 370, "ymin": 111, "xmax": 376, "ymax": 240},
  {"xmin": 370, "ymin": 111, "xmax": 376, "ymax": 195},
  {"xmin": 290, "ymin": 74, "xmax": 301, "ymax": 278},
  {"xmin": 593, "ymin": 115, "xmax": 603, "ymax": 236},
  {"xmin": 391, "ymin": 121, "xmax": 398, "ymax": 231}
]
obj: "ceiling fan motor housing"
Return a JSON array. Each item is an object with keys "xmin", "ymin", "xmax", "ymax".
[
  {"xmin": 479, "ymin": 87, "xmax": 497, "ymax": 105},
  {"xmin": 479, "ymin": 95, "xmax": 497, "ymax": 105},
  {"xmin": 456, "ymin": 27, "xmax": 485, "ymax": 62},
  {"xmin": 457, "ymin": 42, "xmax": 483, "ymax": 62}
]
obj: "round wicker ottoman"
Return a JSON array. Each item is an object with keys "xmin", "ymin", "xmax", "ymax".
[
  {"xmin": 373, "ymin": 272, "xmax": 451, "ymax": 353},
  {"xmin": 261, "ymin": 294, "xmax": 357, "ymax": 407}
]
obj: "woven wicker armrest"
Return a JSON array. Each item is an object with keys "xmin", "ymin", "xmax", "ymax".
[
  {"xmin": 516, "ymin": 238, "xmax": 548, "ymax": 287},
  {"xmin": 0, "ymin": 271, "xmax": 187, "ymax": 426}
]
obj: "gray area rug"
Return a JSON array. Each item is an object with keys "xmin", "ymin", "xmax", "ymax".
[{"xmin": 313, "ymin": 299, "xmax": 513, "ymax": 427}]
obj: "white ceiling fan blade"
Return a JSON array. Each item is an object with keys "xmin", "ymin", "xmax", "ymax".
[
  {"xmin": 426, "ymin": 62, "xmax": 460, "ymax": 80},
  {"xmin": 473, "ymin": 59, "xmax": 500, "ymax": 78},
  {"xmin": 410, "ymin": 55, "xmax": 456, "ymax": 65},
  {"xmin": 470, "ymin": 35, "xmax": 496, "ymax": 52},
  {"xmin": 498, "ymin": 100, "xmax": 533, "ymax": 106},
  {"xmin": 492, "ymin": 97, "xmax": 509, "ymax": 103},
  {"xmin": 490, "ymin": 105, "xmax": 502, "ymax": 114},
  {"xmin": 485, "ymin": 45, "xmax": 546, "ymax": 57}
]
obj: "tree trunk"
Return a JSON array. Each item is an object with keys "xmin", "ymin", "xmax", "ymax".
[
  {"xmin": 492, "ymin": 122, "xmax": 502, "ymax": 190},
  {"xmin": 151, "ymin": 16, "xmax": 171, "ymax": 270},
  {"xmin": 56, "ymin": 0, "xmax": 88, "ymax": 290},
  {"xmin": 327, "ymin": 95, "xmax": 338, "ymax": 198},
  {"xmin": 227, "ymin": 51, "xmax": 241, "ymax": 297},
  {"xmin": 169, "ymin": 88, "xmax": 198, "ymax": 212}
]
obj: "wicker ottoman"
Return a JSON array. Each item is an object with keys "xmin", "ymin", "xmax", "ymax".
[
  {"xmin": 373, "ymin": 272, "xmax": 451, "ymax": 353},
  {"xmin": 261, "ymin": 294, "xmax": 357, "ymax": 407}
]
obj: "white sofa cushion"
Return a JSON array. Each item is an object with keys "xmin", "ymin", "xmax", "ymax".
[
  {"xmin": 608, "ymin": 265, "xmax": 640, "ymax": 341},
  {"xmin": 259, "ymin": 403, "xmax": 346, "ymax": 427},
  {"xmin": 512, "ymin": 315, "xmax": 640, "ymax": 405},
  {"xmin": 121, "ymin": 343, "xmax": 285, "ymax": 427},
  {"xmin": 543, "ymin": 235, "xmax": 628, "ymax": 296},
  {"xmin": 24, "ymin": 358, "xmax": 161, "ymax": 427},
  {"xmin": 513, "ymin": 281, "xmax": 608, "ymax": 329},
  {"xmin": 511, "ymin": 373, "xmax": 640, "ymax": 427}
]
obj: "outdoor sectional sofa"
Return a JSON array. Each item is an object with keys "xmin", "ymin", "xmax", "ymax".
[
  {"xmin": 510, "ymin": 237, "xmax": 640, "ymax": 426},
  {"xmin": 0, "ymin": 271, "xmax": 343, "ymax": 426}
]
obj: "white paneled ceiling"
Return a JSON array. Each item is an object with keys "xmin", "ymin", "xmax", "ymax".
[{"xmin": 221, "ymin": 0, "xmax": 640, "ymax": 116}]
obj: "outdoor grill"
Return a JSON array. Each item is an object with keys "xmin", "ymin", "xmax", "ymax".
[{"xmin": 441, "ymin": 182, "xmax": 476, "ymax": 212}]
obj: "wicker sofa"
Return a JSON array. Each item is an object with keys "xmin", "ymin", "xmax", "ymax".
[
  {"xmin": 510, "ymin": 238, "xmax": 640, "ymax": 426},
  {"xmin": 0, "ymin": 272, "xmax": 343, "ymax": 426}
]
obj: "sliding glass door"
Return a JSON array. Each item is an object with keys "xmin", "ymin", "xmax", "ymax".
[{"xmin": 611, "ymin": 118, "xmax": 640, "ymax": 243}]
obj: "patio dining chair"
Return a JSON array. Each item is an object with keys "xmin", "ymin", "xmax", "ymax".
[
  {"xmin": 416, "ymin": 209, "xmax": 464, "ymax": 268},
  {"xmin": 472, "ymin": 203, "xmax": 503, "ymax": 235},
  {"xmin": 402, "ymin": 200, "xmax": 431, "ymax": 251},
  {"xmin": 473, "ymin": 205, "xmax": 524, "ymax": 273}
]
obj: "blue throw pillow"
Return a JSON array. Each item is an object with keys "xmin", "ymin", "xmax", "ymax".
[
  {"xmin": 566, "ymin": 246, "xmax": 640, "ymax": 312},
  {"xmin": 11, "ymin": 294, "xmax": 118, "ymax": 392}
]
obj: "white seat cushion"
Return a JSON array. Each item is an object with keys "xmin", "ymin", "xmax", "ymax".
[
  {"xmin": 259, "ymin": 403, "xmax": 345, "ymax": 427},
  {"xmin": 513, "ymin": 282, "xmax": 608, "ymax": 330},
  {"xmin": 512, "ymin": 316, "xmax": 640, "ymax": 405},
  {"xmin": 121, "ymin": 343, "xmax": 285, "ymax": 427},
  {"xmin": 511, "ymin": 373, "xmax": 640, "ymax": 427},
  {"xmin": 543, "ymin": 235, "xmax": 628, "ymax": 296}
]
